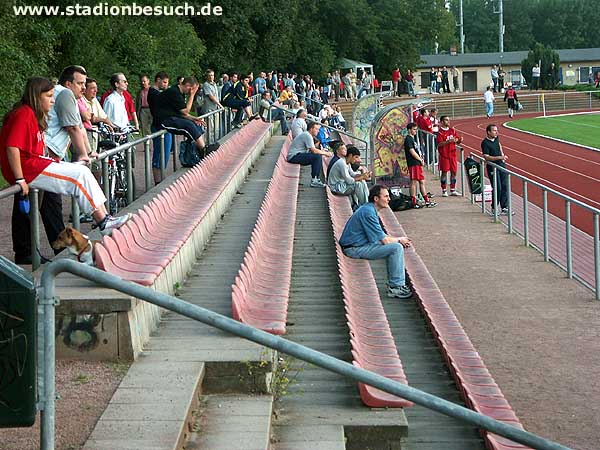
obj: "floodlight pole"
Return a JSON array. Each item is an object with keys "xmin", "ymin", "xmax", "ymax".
[
  {"xmin": 494, "ymin": 0, "xmax": 504, "ymax": 53},
  {"xmin": 459, "ymin": 0, "xmax": 465, "ymax": 53}
]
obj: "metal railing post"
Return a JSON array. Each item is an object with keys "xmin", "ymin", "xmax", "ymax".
[
  {"xmin": 159, "ymin": 134, "xmax": 166, "ymax": 182},
  {"xmin": 481, "ymin": 162, "xmax": 486, "ymax": 214},
  {"xmin": 460, "ymin": 147, "xmax": 465, "ymax": 196},
  {"xmin": 470, "ymin": 98, "xmax": 474, "ymax": 117},
  {"xmin": 30, "ymin": 189, "xmax": 41, "ymax": 271},
  {"xmin": 492, "ymin": 166, "xmax": 498, "ymax": 222},
  {"xmin": 563, "ymin": 92, "xmax": 566, "ymax": 110},
  {"xmin": 126, "ymin": 146, "xmax": 134, "ymax": 205},
  {"xmin": 144, "ymin": 140, "xmax": 152, "ymax": 191},
  {"xmin": 543, "ymin": 191, "xmax": 549, "ymax": 261},
  {"xmin": 172, "ymin": 136, "xmax": 178, "ymax": 172},
  {"xmin": 523, "ymin": 180, "xmax": 529, "ymax": 247},
  {"xmin": 102, "ymin": 158, "xmax": 109, "ymax": 210},
  {"xmin": 594, "ymin": 213, "xmax": 600, "ymax": 300},
  {"xmin": 71, "ymin": 197, "xmax": 80, "ymax": 231},
  {"xmin": 565, "ymin": 201, "xmax": 573, "ymax": 279},
  {"xmin": 507, "ymin": 174, "xmax": 513, "ymax": 233},
  {"xmin": 590, "ymin": 92, "xmax": 593, "ymax": 110}
]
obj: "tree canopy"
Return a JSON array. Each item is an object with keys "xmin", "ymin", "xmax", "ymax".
[
  {"xmin": 449, "ymin": 0, "xmax": 599, "ymax": 53},
  {"xmin": 1, "ymin": 0, "xmax": 597, "ymax": 114}
]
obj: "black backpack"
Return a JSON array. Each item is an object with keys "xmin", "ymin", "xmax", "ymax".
[
  {"xmin": 389, "ymin": 191, "xmax": 413, "ymax": 211},
  {"xmin": 179, "ymin": 138, "xmax": 203, "ymax": 167}
]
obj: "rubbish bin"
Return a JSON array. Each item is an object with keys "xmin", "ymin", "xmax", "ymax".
[
  {"xmin": 464, "ymin": 156, "xmax": 483, "ymax": 195},
  {"xmin": 0, "ymin": 256, "xmax": 37, "ymax": 427}
]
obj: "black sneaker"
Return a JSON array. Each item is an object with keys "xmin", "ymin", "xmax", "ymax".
[{"xmin": 206, "ymin": 142, "xmax": 220, "ymax": 154}]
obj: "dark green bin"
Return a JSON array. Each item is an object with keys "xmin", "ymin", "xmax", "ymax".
[{"xmin": 0, "ymin": 256, "xmax": 37, "ymax": 427}]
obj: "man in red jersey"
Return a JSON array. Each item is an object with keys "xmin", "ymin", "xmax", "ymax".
[{"xmin": 436, "ymin": 115, "xmax": 462, "ymax": 196}]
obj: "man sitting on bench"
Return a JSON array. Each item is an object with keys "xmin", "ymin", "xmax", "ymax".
[
  {"xmin": 327, "ymin": 145, "xmax": 371, "ymax": 208},
  {"xmin": 154, "ymin": 76, "xmax": 219, "ymax": 154},
  {"xmin": 339, "ymin": 184, "xmax": 413, "ymax": 299}
]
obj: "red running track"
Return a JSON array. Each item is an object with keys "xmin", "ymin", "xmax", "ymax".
[{"xmin": 453, "ymin": 110, "xmax": 600, "ymax": 236}]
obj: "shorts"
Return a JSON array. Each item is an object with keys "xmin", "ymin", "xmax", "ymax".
[
  {"xmin": 438, "ymin": 155, "xmax": 457, "ymax": 173},
  {"xmin": 408, "ymin": 165, "xmax": 424, "ymax": 181}
]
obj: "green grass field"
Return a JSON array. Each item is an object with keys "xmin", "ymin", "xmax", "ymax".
[{"xmin": 507, "ymin": 113, "xmax": 600, "ymax": 149}]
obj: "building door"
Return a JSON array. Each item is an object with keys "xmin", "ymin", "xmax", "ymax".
[{"xmin": 462, "ymin": 71, "xmax": 477, "ymax": 92}]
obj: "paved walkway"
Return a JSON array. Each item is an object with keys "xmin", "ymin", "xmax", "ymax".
[{"xmin": 397, "ymin": 184, "xmax": 600, "ymax": 450}]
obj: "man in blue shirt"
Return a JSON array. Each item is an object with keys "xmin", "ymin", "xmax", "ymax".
[{"xmin": 339, "ymin": 185, "xmax": 413, "ymax": 298}]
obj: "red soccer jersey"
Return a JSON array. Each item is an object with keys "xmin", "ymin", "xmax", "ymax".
[
  {"xmin": 392, "ymin": 69, "xmax": 400, "ymax": 82},
  {"xmin": 437, "ymin": 126, "xmax": 459, "ymax": 158},
  {"xmin": 417, "ymin": 115, "xmax": 433, "ymax": 133},
  {"xmin": 0, "ymin": 105, "xmax": 53, "ymax": 184}
]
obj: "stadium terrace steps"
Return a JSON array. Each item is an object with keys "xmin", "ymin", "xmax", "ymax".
[
  {"xmin": 271, "ymin": 171, "xmax": 408, "ymax": 450},
  {"xmin": 231, "ymin": 134, "xmax": 298, "ymax": 334},
  {"xmin": 84, "ymin": 133, "xmax": 287, "ymax": 450}
]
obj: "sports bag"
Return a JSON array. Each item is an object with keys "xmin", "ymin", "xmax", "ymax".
[{"xmin": 179, "ymin": 138, "xmax": 203, "ymax": 167}]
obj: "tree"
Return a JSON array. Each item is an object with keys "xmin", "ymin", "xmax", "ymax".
[{"xmin": 521, "ymin": 43, "xmax": 560, "ymax": 89}]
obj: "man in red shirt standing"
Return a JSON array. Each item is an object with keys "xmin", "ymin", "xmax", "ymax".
[
  {"xmin": 392, "ymin": 66, "xmax": 401, "ymax": 96},
  {"xmin": 436, "ymin": 115, "xmax": 462, "ymax": 196}
]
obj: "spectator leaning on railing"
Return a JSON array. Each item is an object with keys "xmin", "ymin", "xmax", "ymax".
[
  {"xmin": 148, "ymin": 71, "xmax": 173, "ymax": 184},
  {"xmin": 104, "ymin": 73, "xmax": 132, "ymax": 130},
  {"xmin": 136, "ymin": 74, "xmax": 152, "ymax": 136},
  {"xmin": 0, "ymin": 76, "xmax": 131, "ymax": 264}
]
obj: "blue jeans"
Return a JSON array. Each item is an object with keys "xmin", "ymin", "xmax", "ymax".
[
  {"xmin": 407, "ymin": 81, "xmax": 415, "ymax": 96},
  {"xmin": 288, "ymin": 152, "xmax": 322, "ymax": 178},
  {"xmin": 151, "ymin": 125, "xmax": 173, "ymax": 169},
  {"xmin": 485, "ymin": 102, "xmax": 494, "ymax": 117},
  {"xmin": 343, "ymin": 242, "xmax": 405, "ymax": 287}
]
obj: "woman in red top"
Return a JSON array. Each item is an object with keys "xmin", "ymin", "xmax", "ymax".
[{"xmin": 0, "ymin": 77, "xmax": 130, "ymax": 238}]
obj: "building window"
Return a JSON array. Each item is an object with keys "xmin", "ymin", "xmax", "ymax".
[{"xmin": 578, "ymin": 66, "xmax": 590, "ymax": 83}]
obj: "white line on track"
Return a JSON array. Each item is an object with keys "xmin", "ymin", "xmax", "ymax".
[{"xmin": 455, "ymin": 123, "xmax": 600, "ymax": 182}]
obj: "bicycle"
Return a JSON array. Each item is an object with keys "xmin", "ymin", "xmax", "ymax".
[{"xmin": 96, "ymin": 124, "xmax": 138, "ymax": 214}]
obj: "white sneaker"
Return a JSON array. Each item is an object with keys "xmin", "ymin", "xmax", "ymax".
[
  {"xmin": 387, "ymin": 285, "xmax": 413, "ymax": 299},
  {"xmin": 442, "ymin": 190, "xmax": 449, "ymax": 197},
  {"xmin": 310, "ymin": 178, "xmax": 326, "ymax": 188},
  {"xmin": 101, "ymin": 214, "xmax": 132, "ymax": 236},
  {"xmin": 450, "ymin": 190, "xmax": 459, "ymax": 196}
]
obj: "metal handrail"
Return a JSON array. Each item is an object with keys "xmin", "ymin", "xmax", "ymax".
[
  {"xmin": 38, "ymin": 259, "xmax": 572, "ymax": 450},
  {"xmin": 0, "ymin": 107, "xmax": 236, "ymax": 271},
  {"xmin": 430, "ymin": 89, "xmax": 600, "ymax": 104},
  {"xmin": 0, "ymin": 184, "xmax": 22, "ymax": 200},
  {"xmin": 467, "ymin": 152, "xmax": 600, "ymax": 299}
]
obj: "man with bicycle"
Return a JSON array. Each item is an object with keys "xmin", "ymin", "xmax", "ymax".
[
  {"xmin": 155, "ymin": 76, "xmax": 220, "ymax": 155},
  {"xmin": 104, "ymin": 73, "xmax": 132, "ymax": 131}
]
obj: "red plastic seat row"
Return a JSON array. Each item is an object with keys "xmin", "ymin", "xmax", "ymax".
[
  {"xmin": 231, "ymin": 135, "xmax": 299, "ymax": 335},
  {"xmin": 377, "ymin": 207, "xmax": 530, "ymax": 450},
  {"xmin": 95, "ymin": 120, "xmax": 272, "ymax": 286},
  {"xmin": 323, "ymin": 171, "xmax": 413, "ymax": 408}
]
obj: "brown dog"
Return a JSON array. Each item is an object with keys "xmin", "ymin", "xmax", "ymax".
[{"xmin": 51, "ymin": 226, "xmax": 96, "ymax": 265}]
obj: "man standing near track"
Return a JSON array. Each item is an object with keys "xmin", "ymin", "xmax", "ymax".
[
  {"xmin": 481, "ymin": 124, "xmax": 509, "ymax": 215},
  {"xmin": 483, "ymin": 86, "xmax": 495, "ymax": 118},
  {"xmin": 437, "ymin": 116, "xmax": 462, "ymax": 196}
]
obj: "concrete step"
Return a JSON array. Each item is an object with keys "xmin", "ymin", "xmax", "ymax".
[
  {"xmin": 273, "ymin": 425, "xmax": 345, "ymax": 450},
  {"xmin": 83, "ymin": 354, "xmax": 204, "ymax": 450},
  {"xmin": 185, "ymin": 394, "xmax": 273, "ymax": 450},
  {"xmin": 371, "ymin": 259, "xmax": 486, "ymax": 450}
]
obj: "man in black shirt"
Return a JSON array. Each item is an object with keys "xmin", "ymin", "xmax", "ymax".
[
  {"xmin": 480, "ymin": 124, "xmax": 509, "ymax": 214},
  {"xmin": 404, "ymin": 123, "xmax": 436, "ymax": 209},
  {"xmin": 148, "ymin": 71, "xmax": 173, "ymax": 183},
  {"xmin": 154, "ymin": 76, "xmax": 219, "ymax": 155}
]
